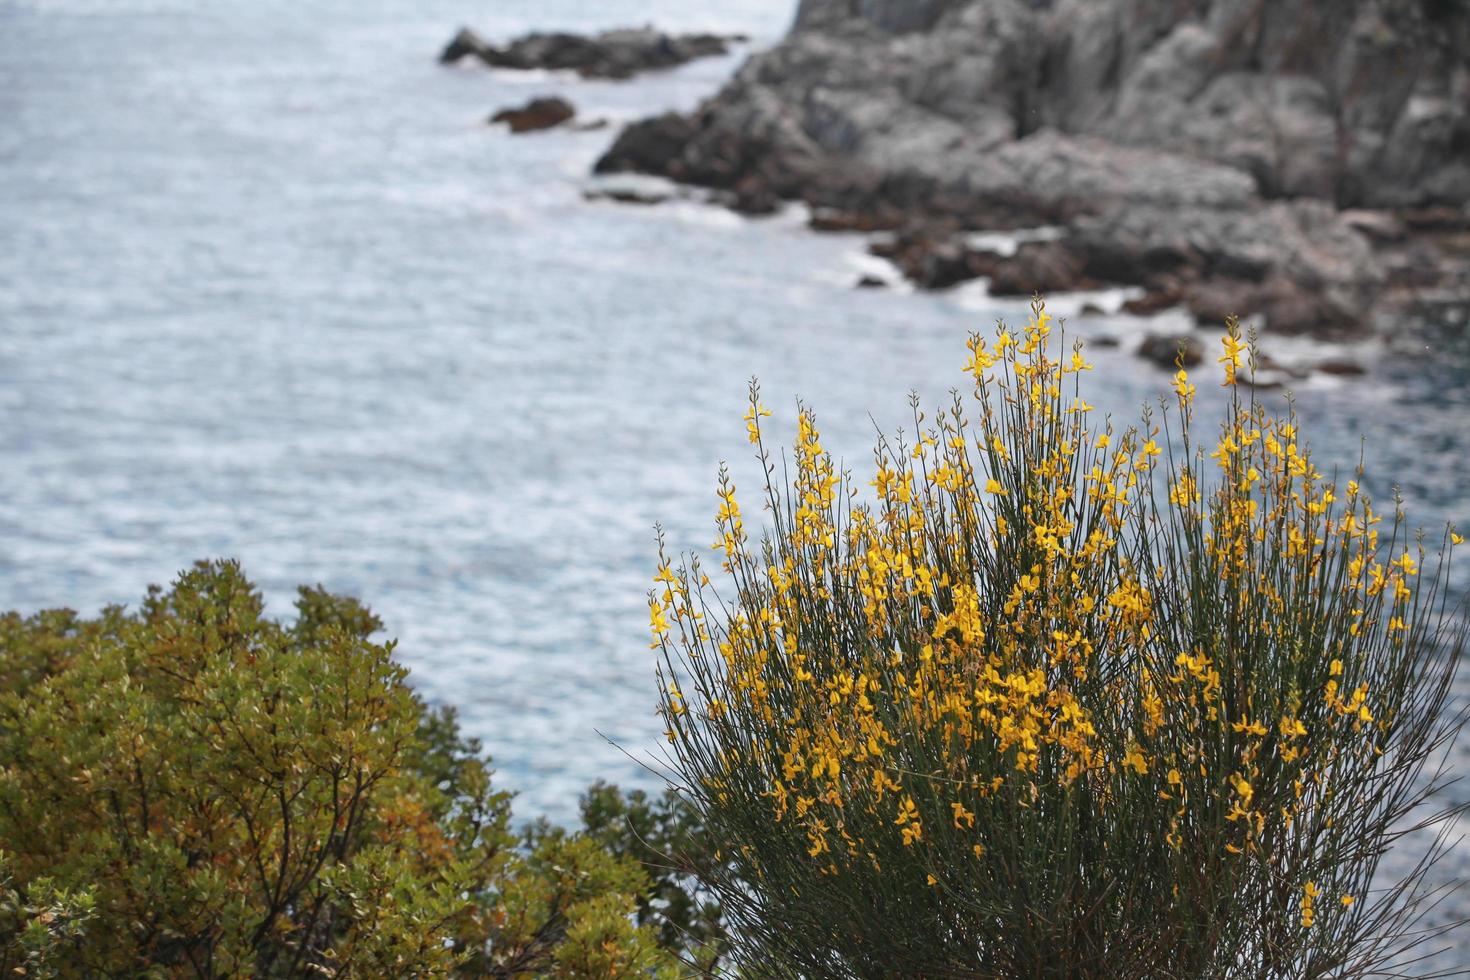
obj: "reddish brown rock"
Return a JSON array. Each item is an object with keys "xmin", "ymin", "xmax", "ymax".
[
  {"xmin": 491, "ymin": 97, "xmax": 575, "ymax": 133},
  {"xmin": 1120, "ymin": 289, "xmax": 1183, "ymax": 316}
]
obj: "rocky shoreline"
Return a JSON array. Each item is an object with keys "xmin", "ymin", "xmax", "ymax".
[{"xmin": 592, "ymin": 0, "xmax": 1470, "ymax": 339}]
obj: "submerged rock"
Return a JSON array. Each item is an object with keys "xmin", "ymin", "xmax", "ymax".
[
  {"xmin": 1314, "ymin": 358, "xmax": 1368, "ymax": 377},
  {"xmin": 582, "ymin": 187, "xmax": 673, "ymax": 206},
  {"xmin": 1139, "ymin": 334, "xmax": 1205, "ymax": 370},
  {"xmin": 491, "ymin": 97, "xmax": 575, "ymax": 133},
  {"xmin": 1120, "ymin": 290, "xmax": 1182, "ymax": 316},
  {"xmin": 441, "ymin": 26, "xmax": 741, "ymax": 80}
]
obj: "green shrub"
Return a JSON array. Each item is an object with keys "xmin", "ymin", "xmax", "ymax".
[
  {"xmin": 578, "ymin": 781, "xmax": 728, "ymax": 972},
  {"xmin": 653, "ymin": 302, "xmax": 1469, "ymax": 977},
  {"xmin": 0, "ymin": 560, "xmax": 680, "ymax": 978}
]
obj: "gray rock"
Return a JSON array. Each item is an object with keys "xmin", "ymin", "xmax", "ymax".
[
  {"xmin": 440, "ymin": 27, "xmax": 495, "ymax": 65},
  {"xmin": 442, "ymin": 26, "xmax": 741, "ymax": 80},
  {"xmin": 1341, "ymin": 210, "xmax": 1409, "ymax": 244},
  {"xmin": 1139, "ymin": 333, "xmax": 1206, "ymax": 370},
  {"xmin": 1073, "ymin": 199, "xmax": 1382, "ymax": 334},
  {"xmin": 986, "ymin": 241, "xmax": 1097, "ymax": 297},
  {"xmin": 593, "ymin": 0, "xmax": 1470, "ymax": 336},
  {"xmin": 867, "ymin": 227, "xmax": 1000, "ymax": 290}
]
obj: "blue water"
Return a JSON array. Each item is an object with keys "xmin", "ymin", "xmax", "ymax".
[{"xmin": 2, "ymin": 0, "xmax": 1468, "ymax": 845}]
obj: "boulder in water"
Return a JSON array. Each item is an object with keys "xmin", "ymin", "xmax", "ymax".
[
  {"xmin": 440, "ymin": 27, "xmax": 495, "ymax": 64},
  {"xmin": 1138, "ymin": 333, "xmax": 1205, "ymax": 370},
  {"xmin": 491, "ymin": 97, "xmax": 576, "ymax": 134}
]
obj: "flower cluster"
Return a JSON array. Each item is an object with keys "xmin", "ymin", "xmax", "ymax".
[{"xmin": 652, "ymin": 300, "xmax": 1465, "ymax": 978}]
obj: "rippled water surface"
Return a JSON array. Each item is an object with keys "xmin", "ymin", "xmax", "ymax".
[{"xmin": 3, "ymin": 0, "xmax": 1468, "ymax": 838}]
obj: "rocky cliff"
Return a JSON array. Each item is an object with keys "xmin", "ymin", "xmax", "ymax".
[{"xmin": 596, "ymin": 0, "xmax": 1470, "ymax": 334}]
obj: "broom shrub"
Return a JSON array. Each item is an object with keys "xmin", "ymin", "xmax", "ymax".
[{"xmin": 653, "ymin": 300, "xmax": 1469, "ymax": 978}]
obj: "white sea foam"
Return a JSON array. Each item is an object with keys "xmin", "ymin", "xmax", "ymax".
[
  {"xmin": 963, "ymin": 226, "xmax": 1065, "ymax": 257},
  {"xmin": 662, "ymin": 200, "xmax": 747, "ymax": 230}
]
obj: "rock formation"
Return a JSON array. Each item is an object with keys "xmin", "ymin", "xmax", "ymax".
[
  {"xmin": 595, "ymin": 0, "xmax": 1470, "ymax": 334},
  {"xmin": 491, "ymin": 97, "xmax": 576, "ymax": 133},
  {"xmin": 441, "ymin": 26, "xmax": 743, "ymax": 80}
]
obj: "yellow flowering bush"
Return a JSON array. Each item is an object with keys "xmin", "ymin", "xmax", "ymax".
[{"xmin": 652, "ymin": 300, "xmax": 1467, "ymax": 977}]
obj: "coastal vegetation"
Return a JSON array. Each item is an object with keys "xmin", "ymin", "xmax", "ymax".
[
  {"xmin": 1, "ymin": 304, "xmax": 1465, "ymax": 977},
  {"xmin": 0, "ymin": 564, "xmax": 707, "ymax": 977},
  {"xmin": 654, "ymin": 301, "xmax": 1468, "ymax": 976},
  {"xmin": 2, "ymin": 308, "xmax": 1458, "ymax": 980},
  {"xmin": 0, "ymin": 302, "xmax": 1464, "ymax": 975}
]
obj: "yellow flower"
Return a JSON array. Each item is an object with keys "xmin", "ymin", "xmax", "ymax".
[
  {"xmin": 1301, "ymin": 881, "xmax": 1319, "ymax": 928},
  {"xmin": 743, "ymin": 402, "xmax": 771, "ymax": 443},
  {"xmin": 1231, "ymin": 716, "xmax": 1267, "ymax": 737},
  {"xmin": 1219, "ymin": 333, "xmax": 1246, "ymax": 386},
  {"xmin": 649, "ymin": 599, "xmax": 671, "ymax": 637},
  {"xmin": 1172, "ymin": 368, "xmax": 1196, "ymax": 402},
  {"xmin": 966, "ymin": 337, "xmax": 998, "ymax": 376}
]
